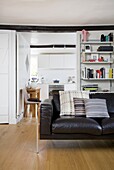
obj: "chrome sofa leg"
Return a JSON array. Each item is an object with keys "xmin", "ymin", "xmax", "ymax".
[{"xmin": 36, "ymin": 118, "xmax": 40, "ymax": 154}]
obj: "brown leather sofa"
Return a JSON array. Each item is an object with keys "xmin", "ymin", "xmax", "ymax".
[{"xmin": 40, "ymin": 93, "xmax": 114, "ymax": 140}]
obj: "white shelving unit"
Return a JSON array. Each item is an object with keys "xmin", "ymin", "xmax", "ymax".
[{"xmin": 77, "ymin": 31, "xmax": 114, "ymax": 92}]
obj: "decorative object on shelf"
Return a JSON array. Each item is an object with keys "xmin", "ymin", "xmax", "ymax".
[
  {"xmin": 82, "ymin": 29, "xmax": 89, "ymax": 42},
  {"xmin": 97, "ymin": 46, "xmax": 113, "ymax": 51},
  {"xmin": 30, "ymin": 82, "xmax": 38, "ymax": 89},
  {"xmin": 67, "ymin": 76, "xmax": 75, "ymax": 83},
  {"xmin": 101, "ymin": 34, "xmax": 105, "ymax": 42},
  {"xmin": 85, "ymin": 45, "xmax": 91, "ymax": 52},
  {"xmin": 53, "ymin": 79, "xmax": 60, "ymax": 83},
  {"xmin": 108, "ymin": 33, "xmax": 113, "ymax": 42},
  {"xmin": 100, "ymin": 33, "xmax": 113, "ymax": 42},
  {"xmin": 91, "ymin": 54, "xmax": 99, "ymax": 62},
  {"xmin": 98, "ymin": 56, "xmax": 104, "ymax": 62}
]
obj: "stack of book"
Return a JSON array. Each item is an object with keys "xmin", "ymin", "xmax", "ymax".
[{"xmin": 82, "ymin": 84, "xmax": 98, "ymax": 92}]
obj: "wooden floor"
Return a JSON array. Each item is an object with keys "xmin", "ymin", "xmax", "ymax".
[{"xmin": 0, "ymin": 118, "xmax": 114, "ymax": 170}]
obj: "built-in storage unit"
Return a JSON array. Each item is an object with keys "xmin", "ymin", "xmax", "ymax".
[
  {"xmin": 38, "ymin": 54, "xmax": 76, "ymax": 69},
  {"xmin": 49, "ymin": 84, "xmax": 64, "ymax": 99},
  {"xmin": 38, "ymin": 54, "xmax": 50, "ymax": 68},
  {"xmin": 77, "ymin": 31, "xmax": 114, "ymax": 92},
  {"xmin": 0, "ymin": 30, "xmax": 16, "ymax": 124},
  {"xmin": 37, "ymin": 84, "xmax": 49, "ymax": 101},
  {"xmin": 64, "ymin": 83, "xmax": 76, "ymax": 91}
]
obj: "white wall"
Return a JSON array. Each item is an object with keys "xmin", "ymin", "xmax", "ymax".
[
  {"xmin": 37, "ymin": 69, "xmax": 76, "ymax": 84},
  {"xmin": 17, "ymin": 33, "xmax": 30, "ymax": 119}
]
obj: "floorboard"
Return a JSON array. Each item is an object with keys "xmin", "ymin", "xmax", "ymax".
[{"xmin": 0, "ymin": 118, "xmax": 114, "ymax": 170}]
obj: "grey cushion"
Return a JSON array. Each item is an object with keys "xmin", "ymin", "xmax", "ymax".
[
  {"xmin": 85, "ymin": 99, "xmax": 109, "ymax": 118},
  {"xmin": 89, "ymin": 93, "xmax": 114, "ymax": 114}
]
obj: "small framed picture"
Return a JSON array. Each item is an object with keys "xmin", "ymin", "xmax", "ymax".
[{"xmin": 91, "ymin": 54, "xmax": 99, "ymax": 61}]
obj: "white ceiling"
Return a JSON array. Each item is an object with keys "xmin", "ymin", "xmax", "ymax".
[{"xmin": 0, "ymin": 0, "xmax": 114, "ymax": 25}]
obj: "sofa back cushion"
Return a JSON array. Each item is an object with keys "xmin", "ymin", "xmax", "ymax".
[
  {"xmin": 85, "ymin": 98, "xmax": 109, "ymax": 118},
  {"xmin": 59, "ymin": 91, "xmax": 89, "ymax": 116},
  {"xmin": 52, "ymin": 93, "xmax": 60, "ymax": 120}
]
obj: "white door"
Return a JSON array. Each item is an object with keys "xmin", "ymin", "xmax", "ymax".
[
  {"xmin": 0, "ymin": 33, "xmax": 9, "ymax": 123},
  {"xmin": 17, "ymin": 33, "xmax": 30, "ymax": 117}
]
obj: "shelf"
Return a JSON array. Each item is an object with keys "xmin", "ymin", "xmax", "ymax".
[
  {"xmin": 89, "ymin": 91, "xmax": 114, "ymax": 94},
  {"xmin": 81, "ymin": 51, "xmax": 113, "ymax": 54},
  {"xmin": 38, "ymin": 68, "xmax": 76, "ymax": 70},
  {"xmin": 81, "ymin": 61, "xmax": 113, "ymax": 64},
  {"xmin": 82, "ymin": 78, "xmax": 114, "ymax": 81},
  {"xmin": 81, "ymin": 41, "xmax": 113, "ymax": 44}
]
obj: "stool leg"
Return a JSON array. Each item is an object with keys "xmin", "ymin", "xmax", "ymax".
[
  {"xmin": 35, "ymin": 104, "xmax": 38, "ymax": 119},
  {"xmin": 24, "ymin": 104, "xmax": 27, "ymax": 117}
]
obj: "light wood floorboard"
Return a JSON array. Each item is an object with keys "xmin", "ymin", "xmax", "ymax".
[{"xmin": 0, "ymin": 118, "xmax": 114, "ymax": 170}]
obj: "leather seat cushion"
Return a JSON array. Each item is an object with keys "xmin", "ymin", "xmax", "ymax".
[
  {"xmin": 52, "ymin": 116, "xmax": 102, "ymax": 135},
  {"xmin": 102, "ymin": 118, "xmax": 114, "ymax": 134}
]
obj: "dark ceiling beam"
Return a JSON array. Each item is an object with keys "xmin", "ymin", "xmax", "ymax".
[
  {"xmin": 0, "ymin": 24, "xmax": 114, "ymax": 32},
  {"xmin": 30, "ymin": 44, "xmax": 76, "ymax": 48}
]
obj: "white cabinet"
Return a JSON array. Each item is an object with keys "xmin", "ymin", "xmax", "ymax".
[
  {"xmin": 50, "ymin": 54, "xmax": 64, "ymax": 68},
  {"xmin": 0, "ymin": 75, "xmax": 8, "ymax": 123},
  {"xmin": 38, "ymin": 54, "xmax": 50, "ymax": 68},
  {"xmin": 32, "ymin": 33, "xmax": 76, "ymax": 45},
  {"xmin": 0, "ymin": 33, "xmax": 9, "ymax": 123},
  {"xmin": 0, "ymin": 34, "xmax": 8, "ymax": 74},
  {"xmin": 49, "ymin": 54, "xmax": 76, "ymax": 69},
  {"xmin": 37, "ymin": 84, "xmax": 49, "ymax": 101},
  {"xmin": 64, "ymin": 84, "xmax": 76, "ymax": 91},
  {"xmin": 63, "ymin": 54, "xmax": 76, "ymax": 68}
]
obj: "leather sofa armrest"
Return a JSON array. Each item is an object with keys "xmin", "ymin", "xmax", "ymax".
[{"xmin": 40, "ymin": 99, "xmax": 53, "ymax": 135}]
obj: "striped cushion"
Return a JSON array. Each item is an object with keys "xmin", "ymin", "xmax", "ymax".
[
  {"xmin": 73, "ymin": 98, "xmax": 86, "ymax": 116},
  {"xmin": 85, "ymin": 99, "xmax": 110, "ymax": 118},
  {"xmin": 59, "ymin": 91, "xmax": 89, "ymax": 116}
]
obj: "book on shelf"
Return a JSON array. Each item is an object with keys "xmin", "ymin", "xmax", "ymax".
[
  {"xmin": 82, "ymin": 67, "xmax": 114, "ymax": 79},
  {"xmin": 109, "ymin": 68, "xmax": 113, "ymax": 78}
]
